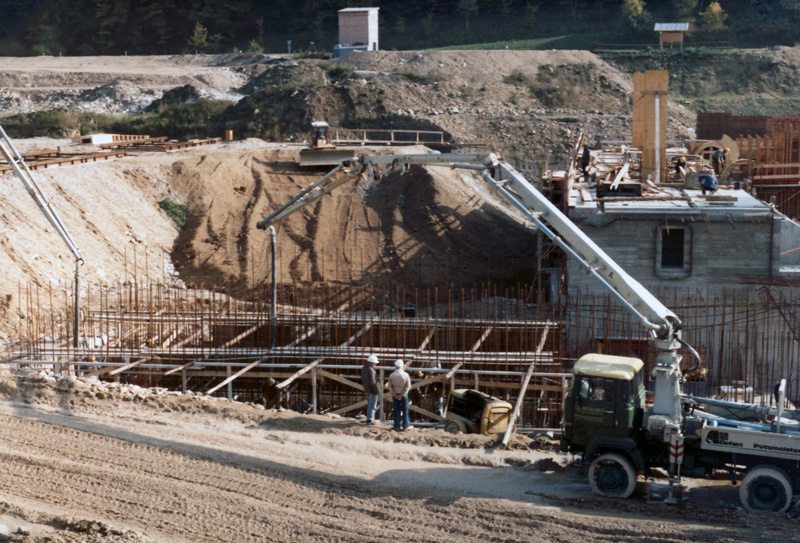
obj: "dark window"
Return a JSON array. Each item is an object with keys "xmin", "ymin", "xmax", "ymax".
[{"xmin": 661, "ymin": 229, "xmax": 685, "ymax": 269}]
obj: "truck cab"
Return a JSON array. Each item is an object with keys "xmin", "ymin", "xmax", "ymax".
[{"xmin": 561, "ymin": 354, "xmax": 647, "ymax": 497}]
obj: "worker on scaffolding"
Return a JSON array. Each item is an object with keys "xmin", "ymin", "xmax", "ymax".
[
  {"xmin": 675, "ymin": 156, "xmax": 687, "ymax": 180},
  {"xmin": 701, "ymin": 173, "xmax": 718, "ymax": 196},
  {"xmin": 581, "ymin": 145, "xmax": 592, "ymax": 183},
  {"xmin": 712, "ymin": 147, "xmax": 728, "ymax": 176}
]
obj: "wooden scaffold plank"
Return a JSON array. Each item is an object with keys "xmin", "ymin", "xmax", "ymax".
[{"xmin": 501, "ymin": 325, "xmax": 551, "ymax": 446}]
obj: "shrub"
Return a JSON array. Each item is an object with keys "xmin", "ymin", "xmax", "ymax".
[
  {"xmin": 397, "ymin": 71, "xmax": 442, "ymax": 85},
  {"xmin": 158, "ymin": 199, "xmax": 189, "ymax": 229}
]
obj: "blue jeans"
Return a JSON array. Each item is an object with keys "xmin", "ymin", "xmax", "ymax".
[
  {"xmin": 392, "ymin": 395, "xmax": 410, "ymax": 429},
  {"xmin": 366, "ymin": 394, "xmax": 378, "ymax": 422}
]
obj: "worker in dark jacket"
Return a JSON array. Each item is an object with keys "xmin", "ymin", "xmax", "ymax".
[
  {"xmin": 360, "ymin": 354, "xmax": 380, "ymax": 424},
  {"xmin": 712, "ymin": 148, "xmax": 728, "ymax": 175},
  {"xmin": 581, "ymin": 145, "xmax": 592, "ymax": 183}
]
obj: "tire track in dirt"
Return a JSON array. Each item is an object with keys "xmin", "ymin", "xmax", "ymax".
[{"xmin": 0, "ymin": 409, "xmax": 794, "ymax": 543}]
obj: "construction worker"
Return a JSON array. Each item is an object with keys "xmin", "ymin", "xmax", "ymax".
[
  {"xmin": 712, "ymin": 147, "xmax": 728, "ymax": 176},
  {"xmin": 360, "ymin": 354, "xmax": 380, "ymax": 424},
  {"xmin": 701, "ymin": 173, "xmax": 718, "ymax": 196},
  {"xmin": 387, "ymin": 359, "xmax": 412, "ymax": 431},
  {"xmin": 675, "ymin": 156, "xmax": 687, "ymax": 178},
  {"xmin": 581, "ymin": 145, "xmax": 592, "ymax": 183}
]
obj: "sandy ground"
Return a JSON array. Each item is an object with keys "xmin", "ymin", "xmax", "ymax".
[{"xmin": 0, "ymin": 366, "xmax": 796, "ymax": 542}]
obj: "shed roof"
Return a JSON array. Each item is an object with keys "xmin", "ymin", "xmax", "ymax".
[
  {"xmin": 654, "ymin": 23, "xmax": 689, "ymax": 32},
  {"xmin": 339, "ymin": 7, "xmax": 379, "ymax": 13}
]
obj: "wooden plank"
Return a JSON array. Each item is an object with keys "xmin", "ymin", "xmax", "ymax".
[
  {"xmin": 316, "ymin": 368, "xmax": 364, "ymax": 390},
  {"xmin": 108, "ymin": 357, "xmax": 152, "ymax": 377},
  {"xmin": 164, "ymin": 360, "xmax": 195, "ymax": 376},
  {"xmin": 409, "ymin": 404, "xmax": 445, "ymax": 423},
  {"xmin": 451, "ymin": 380, "xmax": 563, "ymax": 392},
  {"xmin": 444, "ymin": 363, "xmax": 463, "ymax": 380},
  {"xmin": 610, "ymin": 163, "xmax": 630, "ymax": 190},
  {"xmin": 330, "ymin": 399, "xmax": 369, "ymax": 415},
  {"xmin": 206, "ymin": 358, "xmax": 264, "ymax": 395},
  {"xmin": 502, "ymin": 325, "xmax": 551, "ymax": 446},
  {"xmin": 276, "ymin": 319, "xmax": 372, "ymax": 390}
]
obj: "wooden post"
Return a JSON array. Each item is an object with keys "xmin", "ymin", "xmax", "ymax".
[
  {"xmin": 181, "ymin": 369, "xmax": 187, "ymax": 393},
  {"xmin": 226, "ymin": 365, "xmax": 232, "ymax": 400},
  {"xmin": 501, "ymin": 326, "xmax": 551, "ymax": 446}
]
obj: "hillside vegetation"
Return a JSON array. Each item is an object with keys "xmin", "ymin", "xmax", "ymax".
[{"xmin": 0, "ymin": 0, "xmax": 798, "ymax": 56}]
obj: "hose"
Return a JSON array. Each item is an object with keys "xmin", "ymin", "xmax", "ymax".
[{"xmin": 677, "ymin": 337, "xmax": 702, "ymax": 375}]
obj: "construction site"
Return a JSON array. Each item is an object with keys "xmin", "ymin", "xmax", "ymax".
[{"xmin": 3, "ymin": 36, "xmax": 800, "ymax": 543}]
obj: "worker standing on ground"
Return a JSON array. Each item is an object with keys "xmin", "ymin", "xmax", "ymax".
[
  {"xmin": 712, "ymin": 147, "xmax": 728, "ymax": 176},
  {"xmin": 581, "ymin": 145, "xmax": 592, "ymax": 183},
  {"xmin": 388, "ymin": 359, "xmax": 412, "ymax": 431},
  {"xmin": 360, "ymin": 354, "xmax": 380, "ymax": 424}
]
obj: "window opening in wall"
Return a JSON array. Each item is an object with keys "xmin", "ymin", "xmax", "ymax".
[{"xmin": 661, "ymin": 228, "xmax": 685, "ymax": 269}]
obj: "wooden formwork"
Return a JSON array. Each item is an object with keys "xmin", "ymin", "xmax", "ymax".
[{"xmin": 13, "ymin": 280, "xmax": 568, "ymax": 431}]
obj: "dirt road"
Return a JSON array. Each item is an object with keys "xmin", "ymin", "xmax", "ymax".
[{"xmin": 0, "ymin": 369, "xmax": 795, "ymax": 543}]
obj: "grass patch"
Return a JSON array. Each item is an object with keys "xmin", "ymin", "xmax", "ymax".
[
  {"xmin": 502, "ymin": 73, "xmax": 528, "ymax": 86},
  {"xmin": 431, "ymin": 32, "xmax": 613, "ymax": 51},
  {"xmin": 0, "ymin": 100, "xmax": 231, "ymax": 140},
  {"xmin": 396, "ymin": 71, "xmax": 443, "ymax": 85},
  {"xmin": 158, "ymin": 199, "xmax": 189, "ymax": 229},
  {"xmin": 319, "ymin": 61, "xmax": 355, "ymax": 81}
]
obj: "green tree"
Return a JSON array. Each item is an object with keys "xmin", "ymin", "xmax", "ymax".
[
  {"xmin": 395, "ymin": 16, "xmax": 406, "ymax": 36},
  {"xmin": 526, "ymin": 2, "xmax": 541, "ymax": 29},
  {"xmin": 457, "ymin": 0, "xmax": 478, "ymax": 29},
  {"xmin": 671, "ymin": 0, "xmax": 698, "ymax": 19},
  {"xmin": 699, "ymin": 1, "xmax": 728, "ymax": 33},
  {"xmin": 621, "ymin": 0, "xmax": 652, "ymax": 32},
  {"xmin": 30, "ymin": 24, "xmax": 61, "ymax": 55},
  {"xmin": 422, "ymin": 11, "xmax": 435, "ymax": 39},
  {"xmin": 187, "ymin": 22, "xmax": 209, "ymax": 52}
]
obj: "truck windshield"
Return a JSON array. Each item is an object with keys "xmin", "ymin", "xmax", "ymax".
[{"xmin": 578, "ymin": 376, "xmax": 615, "ymax": 402}]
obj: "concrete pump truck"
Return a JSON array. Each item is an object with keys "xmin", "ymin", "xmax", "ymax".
[{"xmin": 257, "ymin": 151, "xmax": 800, "ymax": 512}]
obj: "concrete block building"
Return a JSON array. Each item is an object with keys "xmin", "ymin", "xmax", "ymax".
[{"xmin": 334, "ymin": 7, "xmax": 379, "ymax": 58}]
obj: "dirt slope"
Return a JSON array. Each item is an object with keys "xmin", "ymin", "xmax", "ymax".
[
  {"xmin": 168, "ymin": 144, "xmax": 536, "ymax": 290},
  {"xmin": 0, "ymin": 139, "xmax": 538, "ymax": 336},
  {"xmin": 0, "ymin": 366, "xmax": 796, "ymax": 543}
]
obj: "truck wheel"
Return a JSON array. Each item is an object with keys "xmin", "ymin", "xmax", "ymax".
[
  {"xmin": 445, "ymin": 421, "xmax": 462, "ymax": 434},
  {"xmin": 588, "ymin": 453, "xmax": 638, "ymax": 499},
  {"xmin": 740, "ymin": 466, "xmax": 793, "ymax": 513}
]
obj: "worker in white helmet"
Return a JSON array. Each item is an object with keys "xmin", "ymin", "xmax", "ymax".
[
  {"xmin": 360, "ymin": 354, "xmax": 380, "ymax": 424},
  {"xmin": 388, "ymin": 359, "xmax": 413, "ymax": 431}
]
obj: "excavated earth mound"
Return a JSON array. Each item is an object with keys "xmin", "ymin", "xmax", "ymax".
[{"xmin": 0, "ymin": 140, "xmax": 536, "ymax": 337}]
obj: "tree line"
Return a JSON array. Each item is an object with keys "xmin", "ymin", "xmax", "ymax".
[{"xmin": 0, "ymin": 0, "xmax": 797, "ymax": 56}]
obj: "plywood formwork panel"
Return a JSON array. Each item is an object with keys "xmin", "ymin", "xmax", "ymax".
[{"xmin": 635, "ymin": 70, "xmax": 668, "ymax": 183}]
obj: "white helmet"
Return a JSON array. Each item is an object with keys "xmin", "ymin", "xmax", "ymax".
[
  {"xmin": 367, "ymin": 354, "xmax": 379, "ymax": 364},
  {"xmin": 394, "ymin": 359, "xmax": 404, "ymax": 368}
]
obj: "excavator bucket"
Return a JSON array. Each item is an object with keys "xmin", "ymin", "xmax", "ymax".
[{"xmin": 299, "ymin": 148, "xmax": 356, "ymax": 167}]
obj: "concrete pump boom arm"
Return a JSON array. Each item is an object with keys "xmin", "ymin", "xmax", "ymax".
[
  {"xmin": 0, "ymin": 124, "xmax": 84, "ymax": 265},
  {"xmin": 257, "ymin": 152, "xmax": 680, "ymax": 340}
]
